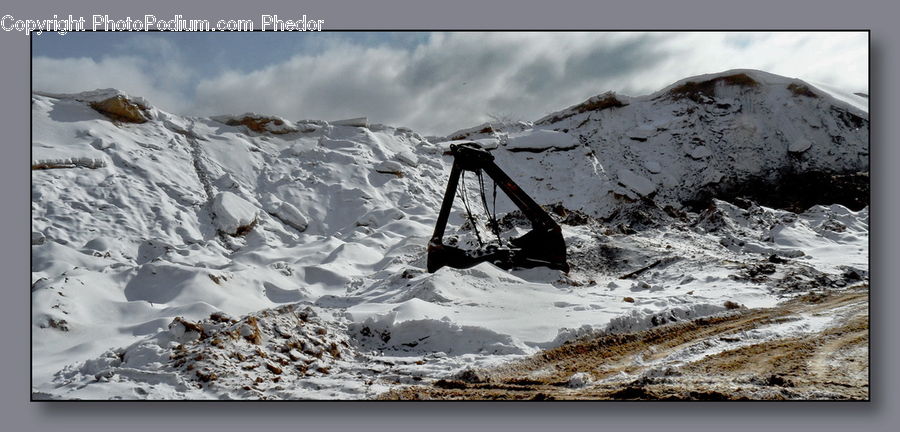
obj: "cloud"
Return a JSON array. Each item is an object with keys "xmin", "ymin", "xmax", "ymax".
[
  {"xmin": 32, "ymin": 34, "xmax": 195, "ymax": 113},
  {"xmin": 189, "ymin": 33, "xmax": 675, "ymax": 134},
  {"xmin": 32, "ymin": 32, "xmax": 868, "ymax": 135},
  {"xmin": 32, "ymin": 56, "xmax": 188, "ymax": 112},
  {"xmin": 647, "ymin": 32, "xmax": 869, "ymax": 94},
  {"xmin": 190, "ymin": 32, "xmax": 867, "ymax": 135}
]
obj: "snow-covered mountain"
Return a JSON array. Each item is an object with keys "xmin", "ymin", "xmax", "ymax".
[
  {"xmin": 443, "ymin": 69, "xmax": 868, "ymax": 216},
  {"xmin": 31, "ymin": 69, "xmax": 868, "ymax": 399}
]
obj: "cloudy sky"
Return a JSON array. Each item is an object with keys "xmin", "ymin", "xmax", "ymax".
[{"xmin": 32, "ymin": 31, "xmax": 868, "ymax": 135}]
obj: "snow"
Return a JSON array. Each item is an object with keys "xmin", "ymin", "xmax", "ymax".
[
  {"xmin": 271, "ymin": 201, "xmax": 309, "ymax": 232},
  {"xmin": 789, "ymin": 138, "xmax": 813, "ymax": 153},
  {"xmin": 617, "ymin": 169, "xmax": 656, "ymax": 197},
  {"xmin": 806, "ymin": 79, "xmax": 869, "ymax": 113},
  {"xmin": 211, "ymin": 113, "xmax": 300, "ymax": 134},
  {"xmin": 686, "ymin": 145, "xmax": 713, "ymax": 159},
  {"xmin": 350, "ymin": 310, "xmax": 529, "ymax": 356},
  {"xmin": 35, "ymin": 88, "xmax": 151, "ymax": 107},
  {"xmin": 331, "ymin": 117, "xmax": 369, "ymax": 127},
  {"xmin": 644, "ymin": 160, "xmax": 662, "ymax": 174},
  {"xmin": 505, "ymin": 129, "xmax": 578, "ymax": 151},
  {"xmin": 628, "ymin": 125, "xmax": 656, "ymax": 141},
  {"xmin": 396, "ymin": 150, "xmax": 419, "ymax": 167},
  {"xmin": 374, "ymin": 160, "xmax": 404, "ymax": 175},
  {"xmin": 442, "ymin": 138, "xmax": 501, "ymax": 151},
  {"xmin": 567, "ymin": 372, "xmax": 594, "ymax": 388},
  {"xmin": 212, "ymin": 192, "xmax": 259, "ymax": 235},
  {"xmin": 30, "ymin": 71, "xmax": 868, "ymax": 399}
]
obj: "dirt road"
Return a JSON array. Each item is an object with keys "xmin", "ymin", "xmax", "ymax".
[{"xmin": 380, "ymin": 285, "xmax": 869, "ymax": 400}]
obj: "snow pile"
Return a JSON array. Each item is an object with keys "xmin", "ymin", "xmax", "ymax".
[{"xmin": 31, "ymin": 69, "xmax": 868, "ymax": 399}]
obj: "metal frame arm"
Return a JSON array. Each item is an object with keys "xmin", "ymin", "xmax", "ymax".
[
  {"xmin": 481, "ymin": 160, "xmax": 557, "ymax": 232},
  {"xmin": 429, "ymin": 162, "xmax": 462, "ymax": 246},
  {"xmin": 427, "ymin": 142, "xmax": 569, "ymax": 273}
]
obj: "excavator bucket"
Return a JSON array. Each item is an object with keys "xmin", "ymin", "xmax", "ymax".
[{"xmin": 427, "ymin": 142, "xmax": 570, "ymax": 273}]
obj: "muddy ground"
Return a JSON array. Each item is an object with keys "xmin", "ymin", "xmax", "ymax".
[{"xmin": 380, "ymin": 285, "xmax": 869, "ymax": 400}]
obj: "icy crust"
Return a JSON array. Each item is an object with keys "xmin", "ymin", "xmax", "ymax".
[{"xmin": 31, "ymin": 70, "xmax": 869, "ymax": 399}]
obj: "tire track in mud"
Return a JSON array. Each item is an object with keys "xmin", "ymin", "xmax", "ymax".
[{"xmin": 380, "ymin": 285, "xmax": 868, "ymax": 400}]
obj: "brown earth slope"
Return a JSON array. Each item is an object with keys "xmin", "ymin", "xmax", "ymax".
[{"xmin": 380, "ymin": 285, "xmax": 868, "ymax": 400}]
